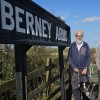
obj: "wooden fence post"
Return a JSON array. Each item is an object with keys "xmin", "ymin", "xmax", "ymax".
[{"xmin": 46, "ymin": 58, "xmax": 51, "ymax": 97}]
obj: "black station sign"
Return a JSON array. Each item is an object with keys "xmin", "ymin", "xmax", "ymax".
[{"xmin": 0, "ymin": 0, "xmax": 70, "ymax": 46}]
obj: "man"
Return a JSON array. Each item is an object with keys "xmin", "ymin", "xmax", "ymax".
[
  {"xmin": 96, "ymin": 42, "xmax": 100, "ymax": 100},
  {"xmin": 68, "ymin": 30, "xmax": 91, "ymax": 100},
  {"xmin": 96, "ymin": 42, "xmax": 100, "ymax": 82}
]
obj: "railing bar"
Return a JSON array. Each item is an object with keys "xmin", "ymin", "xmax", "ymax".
[
  {"xmin": 27, "ymin": 64, "xmax": 56, "ymax": 80},
  {"xmin": 0, "ymin": 78, "xmax": 16, "ymax": 94},
  {"xmin": 28, "ymin": 74, "xmax": 60, "ymax": 99},
  {"xmin": 47, "ymin": 86, "xmax": 61, "ymax": 100}
]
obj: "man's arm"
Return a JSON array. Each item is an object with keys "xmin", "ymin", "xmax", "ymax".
[
  {"xmin": 68, "ymin": 46, "xmax": 76, "ymax": 69},
  {"xmin": 68, "ymin": 47, "xmax": 79, "ymax": 73}
]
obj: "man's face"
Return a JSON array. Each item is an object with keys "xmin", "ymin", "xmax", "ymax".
[{"xmin": 75, "ymin": 31, "xmax": 83, "ymax": 44}]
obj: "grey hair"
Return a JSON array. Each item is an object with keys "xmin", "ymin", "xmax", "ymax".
[{"xmin": 74, "ymin": 30, "xmax": 84, "ymax": 36}]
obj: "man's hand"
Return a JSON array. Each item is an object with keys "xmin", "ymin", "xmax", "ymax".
[
  {"xmin": 82, "ymin": 68, "xmax": 87, "ymax": 75},
  {"xmin": 74, "ymin": 68, "xmax": 79, "ymax": 73}
]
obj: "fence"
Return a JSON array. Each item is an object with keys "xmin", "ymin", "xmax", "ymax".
[{"xmin": 0, "ymin": 58, "xmax": 72, "ymax": 100}]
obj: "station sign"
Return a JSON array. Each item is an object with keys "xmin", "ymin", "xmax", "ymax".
[{"xmin": 0, "ymin": 0, "xmax": 70, "ymax": 46}]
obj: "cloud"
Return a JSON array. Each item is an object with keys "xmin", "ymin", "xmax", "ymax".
[
  {"xmin": 60, "ymin": 16, "xmax": 67, "ymax": 21},
  {"xmin": 73, "ymin": 15, "xmax": 79, "ymax": 18},
  {"xmin": 83, "ymin": 16, "xmax": 100, "ymax": 23}
]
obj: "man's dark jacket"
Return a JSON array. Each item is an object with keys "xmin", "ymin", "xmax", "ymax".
[{"xmin": 68, "ymin": 41, "xmax": 91, "ymax": 69}]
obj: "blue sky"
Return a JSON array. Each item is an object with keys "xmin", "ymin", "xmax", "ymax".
[{"xmin": 32, "ymin": 0, "xmax": 100, "ymax": 48}]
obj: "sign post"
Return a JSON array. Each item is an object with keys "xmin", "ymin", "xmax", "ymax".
[
  {"xmin": 15, "ymin": 44, "xmax": 32, "ymax": 100},
  {"xmin": 0, "ymin": 0, "xmax": 71, "ymax": 100},
  {"xmin": 58, "ymin": 46, "xmax": 66, "ymax": 100}
]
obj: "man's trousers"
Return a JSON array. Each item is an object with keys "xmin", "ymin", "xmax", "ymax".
[{"xmin": 71, "ymin": 68, "xmax": 88, "ymax": 100}]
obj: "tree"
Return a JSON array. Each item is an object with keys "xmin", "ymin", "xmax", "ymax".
[
  {"xmin": 27, "ymin": 46, "xmax": 50, "ymax": 72},
  {"xmin": 0, "ymin": 44, "xmax": 15, "ymax": 80}
]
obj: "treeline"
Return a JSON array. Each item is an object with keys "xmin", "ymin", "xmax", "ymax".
[
  {"xmin": 0, "ymin": 45, "xmax": 96, "ymax": 81},
  {"xmin": 0, "ymin": 45, "xmax": 52, "ymax": 81}
]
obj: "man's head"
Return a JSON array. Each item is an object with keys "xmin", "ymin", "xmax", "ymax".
[{"xmin": 75, "ymin": 30, "xmax": 83, "ymax": 44}]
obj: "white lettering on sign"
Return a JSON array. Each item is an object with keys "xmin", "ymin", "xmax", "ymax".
[
  {"xmin": 15, "ymin": 6, "xmax": 25, "ymax": 33},
  {"xmin": 26, "ymin": 11, "xmax": 35, "ymax": 35},
  {"xmin": 47, "ymin": 21, "xmax": 51, "ymax": 39},
  {"xmin": 1, "ymin": 0, "xmax": 67, "ymax": 42},
  {"xmin": 56, "ymin": 26, "xmax": 67, "ymax": 41},
  {"xmin": 42, "ymin": 19, "xmax": 47, "ymax": 38},
  {"xmin": 1, "ymin": 0, "xmax": 14, "ymax": 30},
  {"xmin": 35, "ymin": 16, "xmax": 42, "ymax": 37}
]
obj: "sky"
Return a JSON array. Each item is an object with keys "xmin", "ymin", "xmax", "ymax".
[{"xmin": 32, "ymin": 0, "xmax": 100, "ymax": 48}]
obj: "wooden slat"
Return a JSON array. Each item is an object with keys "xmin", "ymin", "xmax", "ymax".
[
  {"xmin": 47, "ymin": 86, "xmax": 61, "ymax": 100},
  {"xmin": 27, "ymin": 64, "xmax": 56, "ymax": 80},
  {"xmin": 28, "ymin": 82, "xmax": 47, "ymax": 100},
  {"xmin": 50, "ymin": 74, "xmax": 60, "ymax": 84},
  {"xmin": 28, "ymin": 74, "xmax": 60, "ymax": 99},
  {"xmin": 65, "ymin": 79, "xmax": 70, "ymax": 85},
  {"xmin": 0, "ymin": 78, "xmax": 16, "ymax": 94},
  {"xmin": 0, "ymin": 64, "xmax": 56, "ymax": 94}
]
